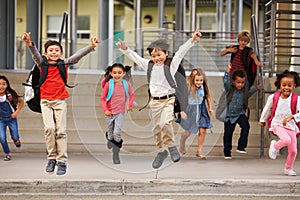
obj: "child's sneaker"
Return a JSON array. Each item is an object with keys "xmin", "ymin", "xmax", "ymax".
[
  {"xmin": 14, "ymin": 140, "xmax": 21, "ymax": 148},
  {"xmin": 3, "ymin": 154, "xmax": 11, "ymax": 161},
  {"xmin": 152, "ymin": 150, "xmax": 168, "ymax": 169},
  {"xmin": 45, "ymin": 159, "xmax": 57, "ymax": 173},
  {"xmin": 236, "ymin": 148, "xmax": 247, "ymax": 154},
  {"xmin": 268, "ymin": 140, "xmax": 278, "ymax": 159},
  {"xmin": 284, "ymin": 168, "xmax": 297, "ymax": 176},
  {"xmin": 56, "ymin": 161, "xmax": 67, "ymax": 176},
  {"xmin": 224, "ymin": 152, "xmax": 232, "ymax": 160},
  {"xmin": 168, "ymin": 146, "xmax": 180, "ymax": 162}
]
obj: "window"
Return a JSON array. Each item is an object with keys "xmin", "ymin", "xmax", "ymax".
[
  {"xmin": 47, "ymin": 15, "xmax": 90, "ymax": 39},
  {"xmin": 184, "ymin": 13, "xmax": 217, "ymax": 39}
]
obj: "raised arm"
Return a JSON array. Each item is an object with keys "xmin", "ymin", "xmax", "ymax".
[
  {"xmin": 66, "ymin": 37, "xmax": 100, "ymax": 64},
  {"xmin": 22, "ymin": 32, "xmax": 44, "ymax": 66},
  {"xmin": 116, "ymin": 40, "xmax": 149, "ymax": 71},
  {"xmin": 223, "ymin": 63, "xmax": 232, "ymax": 91}
]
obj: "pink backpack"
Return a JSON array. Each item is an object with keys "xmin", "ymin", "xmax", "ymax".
[{"xmin": 267, "ymin": 92, "xmax": 300, "ymax": 137}]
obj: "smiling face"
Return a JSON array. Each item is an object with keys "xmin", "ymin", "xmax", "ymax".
[
  {"xmin": 194, "ymin": 75, "xmax": 204, "ymax": 88},
  {"xmin": 0, "ymin": 79, "xmax": 8, "ymax": 96},
  {"xmin": 111, "ymin": 66, "xmax": 126, "ymax": 83},
  {"xmin": 280, "ymin": 77, "xmax": 296, "ymax": 99},
  {"xmin": 150, "ymin": 49, "xmax": 168, "ymax": 65},
  {"xmin": 45, "ymin": 44, "xmax": 63, "ymax": 61}
]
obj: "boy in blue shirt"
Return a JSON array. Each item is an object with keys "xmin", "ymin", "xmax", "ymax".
[{"xmin": 223, "ymin": 63, "xmax": 260, "ymax": 159}]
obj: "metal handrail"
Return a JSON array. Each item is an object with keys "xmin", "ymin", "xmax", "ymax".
[{"xmin": 251, "ymin": 15, "xmax": 265, "ymax": 158}]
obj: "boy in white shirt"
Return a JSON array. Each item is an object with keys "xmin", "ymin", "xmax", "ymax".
[{"xmin": 117, "ymin": 29, "xmax": 201, "ymax": 169}]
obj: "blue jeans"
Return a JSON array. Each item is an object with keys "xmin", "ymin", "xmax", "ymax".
[{"xmin": 0, "ymin": 117, "xmax": 19, "ymax": 154}]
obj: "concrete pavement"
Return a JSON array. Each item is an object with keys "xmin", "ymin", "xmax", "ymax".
[{"xmin": 0, "ymin": 152, "xmax": 300, "ymax": 197}]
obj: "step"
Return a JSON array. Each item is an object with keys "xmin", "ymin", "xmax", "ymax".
[{"xmin": 0, "ymin": 71, "xmax": 273, "ymax": 157}]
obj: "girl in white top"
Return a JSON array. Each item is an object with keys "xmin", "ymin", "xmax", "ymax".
[{"xmin": 259, "ymin": 70, "xmax": 300, "ymax": 176}]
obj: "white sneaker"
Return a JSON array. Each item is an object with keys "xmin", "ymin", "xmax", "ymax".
[
  {"xmin": 284, "ymin": 168, "xmax": 297, "ymax": 176},
  {"xmin": 268, "ymin": 140, "xmax": 278, "ymax": 159}
]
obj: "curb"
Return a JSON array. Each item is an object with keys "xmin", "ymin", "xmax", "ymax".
[{"xmin": 1, "ymin": 179, "xmax": 300, "ymax": 196}]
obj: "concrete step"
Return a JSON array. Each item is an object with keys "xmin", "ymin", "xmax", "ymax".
[{"xmin": 1, "ymin": 71, "xmax": 270, "ymax": 157}]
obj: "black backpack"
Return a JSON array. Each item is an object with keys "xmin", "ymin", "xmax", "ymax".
[
  {"xmin": 23, "ymin": 56, "xmax": 74, "ymax": 113},
  {"xmin": 139, "ymin": 57, "xmax": 188, "ymax": 114},
  {"xmin": 230, "ymin": 45, "xmax": 257, "ymax": 87}
]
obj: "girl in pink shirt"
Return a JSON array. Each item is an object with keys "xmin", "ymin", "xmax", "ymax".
[{"xmin": 100, "ymin": 63, "xmax": 134, "ymax": 164}]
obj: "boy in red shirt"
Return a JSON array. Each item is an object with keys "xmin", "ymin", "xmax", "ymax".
[{"xmin": 22, "ymin": 32, "xmax": 99, "ymax": 175}]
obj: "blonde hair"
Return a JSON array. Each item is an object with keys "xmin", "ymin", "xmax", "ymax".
[
  {"xmin": 187, "ymin": 68, "xmax": 211, "ymax": 100},
  {"xmin": 237, "ymin": 31, "xmax": 251, "ymax": 43}
]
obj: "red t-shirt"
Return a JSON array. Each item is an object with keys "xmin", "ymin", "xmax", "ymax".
[
  {"xmin": 230, "ymin": 48, "xmax": 253, "ymax": 76},
  {"xmin": 39, "ymin": 66, "xmax": 69, "ymax": 100}
]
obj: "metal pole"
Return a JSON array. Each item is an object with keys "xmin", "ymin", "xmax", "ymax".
[
  {"xmin": 217, "ymin": 0, "xmax": 223, "ymax": 39},
  {"xmin": 225, "ymin": 0, "xmax": 232, "ymax": 39},
  {"xmin": 237, "ymin": 0, "xmax": 243, "ymax": 32},
  {"xmin": 134, "ymin": 0, "xmax": 142, "ymax": 56},
  {"xmin": 189, "ymin": 0, "xmax": 196, "ymax": 31},
  {"xmin": 158, "ymin": 0, "xmax": 164, "ymax": 29},
  {"xmin": 25, "ymin": 0, "xmax": 40, "ymax": 69},
  {"xmin": 65, "ymin": 13, "xmax": 69, "ymax": 58},
  {"xmin": 69, "ymin": 0, "xmax": 77, "ymax": 61},
  {"xmin": 175, "ymin": 0, "xmax": 184, "ymax": 31},
  {"xmin": 98, "ymin": 0, "xmax": 109, "ymax": 70}
]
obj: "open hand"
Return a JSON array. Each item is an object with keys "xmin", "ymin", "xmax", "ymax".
[{"xmin": 116, "ymin": 39, "xmax": 128, "ymax": 50}]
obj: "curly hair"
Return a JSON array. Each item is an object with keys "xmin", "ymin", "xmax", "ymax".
[
  {"xmin": 187, "ymin": 68, "xmax": 211, "ymax": 100},
  {"xmin": 232, "ymin": 70, "xmax": 246, "ymax": 81},
  {"xmin": 274, "ymin": 70, "xmax": 300, "ymax": 89}
]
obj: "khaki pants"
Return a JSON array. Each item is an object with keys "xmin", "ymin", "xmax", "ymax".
[
  {"xmin": 41, "ymin": 99, "xmax": 67, "ymax": 162},
  {"xmin": 149, "ymin": 97, "xmax": 175, "ymax": 152}
]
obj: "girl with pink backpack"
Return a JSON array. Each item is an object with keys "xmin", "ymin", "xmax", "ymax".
[{"xmin": 259, "ymin": 70, "xmax": 300, "ymax": 176}]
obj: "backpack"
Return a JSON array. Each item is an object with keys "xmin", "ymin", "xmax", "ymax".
[
  {"xmin": 267, "ymin": 92, "xmax": 300, "ymax": 137},
  {"xmin": 22, "ymin": 56, "xmax": 74, "ymax": 113},
  {"xmin": 215, "ymin": 85, "xmax": 249, "ymax": 122},
  {"xmin": 139, "ymin": 57, "xmax": 188, "ymax": 114},
  {"xmin": 230, "ymin": 45, "xmax": 257, "ymax": 87},
  {"xmin": 105, "ymin": 78, "xmax": 129, "ymax": 101}
]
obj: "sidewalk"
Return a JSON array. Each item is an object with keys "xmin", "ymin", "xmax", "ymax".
[{"xmin": 0, "ymin": 152, "xmax": 300, "ymax": 196}]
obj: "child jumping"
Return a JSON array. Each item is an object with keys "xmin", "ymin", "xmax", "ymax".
[
  {"xmin": 223, "ymin": 64, "xmax": 260, "ymax": 159},
  {"xmin": 179, "ymin": 68, "xmax": 213, "ymax": 159},
  {"xmin": 117, "ymin": 29, "xmax": 202, "ymax": 169},
  {"xmin": 100, "ymin": 63, "xmax": 134, "ymax": 164},
  {"xmin": 259, "ymin": 70, "xmax": 300, "ymax": 176},
  {"xmin": 0, "ymin": 75, "xmax": 24, "ymax": 161},
  {"xmin": 22, "ymin": 32, "xmax": 99, "ymax": 175}
]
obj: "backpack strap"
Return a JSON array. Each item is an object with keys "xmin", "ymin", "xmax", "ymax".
[
  {"xmin": 147, "ymin": 58, "xmax": 175, "ymax": 87},
  {"xmin": 291, "ymin": 93, "xmax": 300, "ymax": 137},
  {"xmin": 163, "ymin": 58, "xmax": 176, "ymax": 88},
  {"xmin": 106, "ymin": 78, "xmax": 129, "ymax": 101},
  {"xmin": 268, "ymin": 92, "xmax": 280, "ymax": 131},
  {"xmin": 291, "ymin": 93, "xmax": 298, "ymax": 114},
  {"xmin": 141, "ymin": 58, "xmax": 175, "ymax": 111},
  {"xmin": 39, "ymin": 56, "xmax": 76, "ymax": 88}
]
